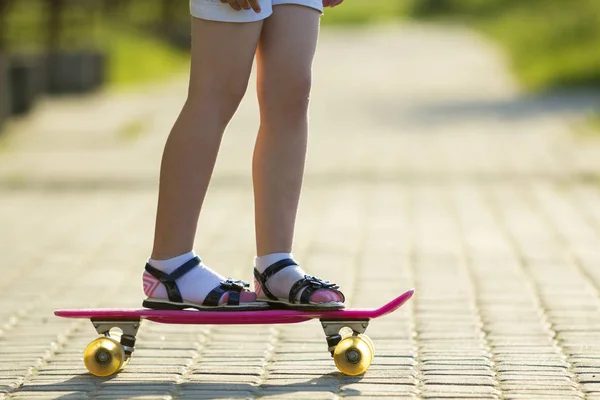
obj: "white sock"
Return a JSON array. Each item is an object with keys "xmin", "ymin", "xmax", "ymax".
[
  {"xmin": 254, "ymin": 253, "xmax": 342, "ymax": 303},
  {"xmin": 143, "ymin": 251, "xmax": 227, "ymax": 304},
  {"xmin": 254, "ymin": 253, "xmax": 294, "ymax": 272}
]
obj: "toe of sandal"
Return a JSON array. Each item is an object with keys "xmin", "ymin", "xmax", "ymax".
[{"xmin": 254, "ymin": 258, "xmax": 345, "ymax": 310}]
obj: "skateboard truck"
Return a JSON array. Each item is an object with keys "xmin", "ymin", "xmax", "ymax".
[
  {"xmin": 320, "ymin": 318, "xmax": 374, "ymax": 374},
  {"xmin": 91, "ymin": 318, "xmax": 140, "ymax": 357},
  {"xmin": 320, "ymin": 319, "xmax": 369, "ymax": 355}
]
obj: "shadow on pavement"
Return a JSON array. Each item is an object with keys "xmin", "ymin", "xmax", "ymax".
[
  {"xmin": 15, "ymin": 373, "xmax": 365, "ymax": 398},
  {"xmin": 372, "ymin": 89, "xmax": 600, "ymax": 128}
]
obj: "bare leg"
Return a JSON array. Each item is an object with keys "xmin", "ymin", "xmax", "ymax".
[
  {"xmin": 252, "ymin": 5, "xmax": 343, "ymax": 306},
  {"xmin": 253, "ymin": 5, "xmax": 319, "ymax": 256},
  {"xmin": 152, "ymin": 18, "xmax": 263, "ymax": 260}
]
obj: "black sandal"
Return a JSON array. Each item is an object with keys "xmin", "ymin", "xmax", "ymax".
[
  {"xmin": 253, "ymin": 258, "xmax": 345, "ymax": 310},
  {"xmin": 143, "ymin": 256, "xmax": 269, "ymax": 311}
]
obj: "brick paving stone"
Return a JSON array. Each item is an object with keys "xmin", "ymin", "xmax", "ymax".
[
  {"xmin": 421, "ymin": 397, "xmax": 497, "ymax": 400},
  {"xmin": 422, "ymin": 359, "xmax": 494, "ymax": 367},
  {"xmin": 340, "ymin": 382, "xmax": 416, "ymax": 395},
  {"xmin": 577, "ymin": 372, "xmax": 600, "ymax": 383},
  {"xmin": 504, "ymin": 390, "xmax": 584, "ymax": 397},
  {"xmin": 257, "ymin": 393, "xmax": 338, "ymax": 400},
  {"xmin": 583, "ymin": 383, "xmax": 600, "ymax": 393},
  {"xmin": 499, "ymin": 374, "xmax": 576, "ymax": 382},
  {"xmin": 95, "ymin": 383, "xmax": 175, "ymax": 391},
  {"xmin": 179, "ymin": 393, "xmax": 253, "ymax": 400},
  {"xmin": 504, "ymin": 396, "xmax": 583, "ymax": 400},
  {"xmin": 421, "ymin": 365, "xmax": 494, "ymax": 373},
  {"xmin": 8, "ymin": 393, "xmax": 91, "ymax": 400},
  {"xmin": 421, "ymin": 384, "xmax": 501, "ymax": 396},
  {"xmin": 94, "ymin": 397, "xmax": 172, "ymax": 400},
  {"xmin": 0, "ymin": 380, "xmax": 21, "ymax": 393},
  {"xmin": 420, "ymin": 350, "xmax": 492, "ymax": 358},
  {"xmin": 186, "ymin": 374, "xmax": 262, "ymax": 385},
  {"xmin": 342, "ymin": 397, "xmax": 416, "ymax": 400},
  {"xmin": 422, "ymin": 376, "xmax": 497, "ymax": 386},
  {"xmin": 17, "ymin": 382, "xmax": 95, "ymax": 391},
  {"xmin": 178, "ymin": 395, "xmax": 252, "ymax": 400},
  {"xmin": 501, "ymin": 383, "xmax": 580, "ymax": 392},
  {"xmin": 178, "ymin": 382, "xmax": 256, "ymax": 391},
  {"xmin": 193, "ymin": 366, "xmax": 266, "ymax": 376},
  {"xmin": 347, "ymin": 377, "xmax": 418, "ymax": 386},
  {"xmin": 0, "ymin": 369, "xmax": 30, "ymax": 378}
]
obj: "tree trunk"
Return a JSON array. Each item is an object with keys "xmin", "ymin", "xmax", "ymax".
[
  {"xmin": 0, "ymin": 0, "xmax": 11, "ymax": 52},
  {"xmin": 161, "ymin": 0, "xmax": 175, "ymax": 35},
  {"xmin": 47, "ymin": 0, "xmax": 63, "ymax": 51}
]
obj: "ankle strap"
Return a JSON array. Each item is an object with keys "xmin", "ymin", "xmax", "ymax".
[
  {"xmin": 145, "ymin": 256, "xmax": 201, "ymax": 303},
  {"xmin": 253, "ymin": 258, "xmax": 297, "ymax": 301}
]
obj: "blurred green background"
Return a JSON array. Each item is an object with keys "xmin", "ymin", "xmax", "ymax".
[
  {"xmin": 0, "ymin": 0, "xmax": 599, "ymax": 129},
  {"xmin": 404, "ymin": 0, "xmax": 600, "ymax": 92}
]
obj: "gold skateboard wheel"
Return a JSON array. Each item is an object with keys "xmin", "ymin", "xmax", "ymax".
[
  {"xmin": 333, "ymin": 335, "xmax": 373, "ymax": 376},
  {"xmin": 358, "ymin": 333, "xmax": 375, "ymax": 356},
  {"xmin": 83, "ymin": 337, "xmax": 126, "ymax": 377}
]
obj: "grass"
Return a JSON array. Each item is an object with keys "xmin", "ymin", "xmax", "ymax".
[
  {"xmin": 321, "ymin": 0, "xmax": 409, "ymax": 26},
  {"xmin": 473, "ymin": 3, "xmax": 600, "ymax": 91},
  {"xmin": 401, "ymin": 0, "xmax": 600, "ymax": 92},
  {"xmin": 102, "ymin": 25, "xmax": 189, "ymax": 89}
]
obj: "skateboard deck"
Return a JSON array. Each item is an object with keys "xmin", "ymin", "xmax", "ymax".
[
  {"xmin": 55, "ymin": 289, "xmax": 414, "ymax": 324},
  {"xmin": 55, "ymin": 289, "xmax": 414, "ymax": 377}
]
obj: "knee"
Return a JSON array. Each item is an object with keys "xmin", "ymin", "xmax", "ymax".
[
  {"xmin": 259, "ymin": 71, "xmax": 312, "ymax": 121},
  {"xmin": 187, "ymin": 77, "xmax": 250, "ymax": 124}
]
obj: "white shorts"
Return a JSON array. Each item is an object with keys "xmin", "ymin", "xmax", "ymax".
[{"xmin": 190, "ymin": 0, "xmax": 323, "ymax": 23}]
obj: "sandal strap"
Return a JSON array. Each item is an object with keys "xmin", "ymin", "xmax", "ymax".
[
  {"xmin": 203, "ymin": 278, "xmax": 249, "ymax": 306},
  {"xmin": 144, "ymin": 256, "xmax": 201, "ymax": 303},
  {"xmin": 253, "ymin": 258, "xmax": 298, "ymax": 301},
  {"xmin": 289, "ymin": 275, "xmax": 344, "ymax": 305}
]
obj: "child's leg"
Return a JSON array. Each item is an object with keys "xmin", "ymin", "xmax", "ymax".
[
  {"xmin": 144, "ymin": 17, "xmax": 267, "ymax": 310},
  {"xmin": 253, "ymin": 5, "xmax": 317, "ymax": 256},
  {"xmin": 152, "ymin": 18, "xmax": 262, "ymax": 260},
  {"xmin": 252, "ymin": 4, "xmax": 344, "ymax": 308}
]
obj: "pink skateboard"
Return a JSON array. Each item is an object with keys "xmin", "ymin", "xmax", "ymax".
[{"xmin": 55, "ymin": 289, "xmax": 414, "ymax": 377}]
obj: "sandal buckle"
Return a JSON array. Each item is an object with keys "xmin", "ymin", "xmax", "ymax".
[
  {"xmin": 221, "ymin": 278, "xmax": 249, "ymax": 292},
  {"xmin": 304, "ymin": 275, "xmax": 339, "ymax": 290}
]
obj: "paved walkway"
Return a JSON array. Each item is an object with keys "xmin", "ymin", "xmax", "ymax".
[{"xmin": 2, "ymin": 24, "xmax": 600, "ymax": 399}]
